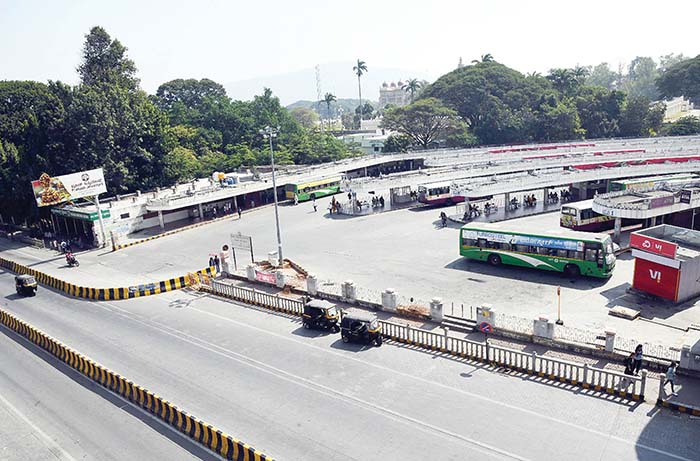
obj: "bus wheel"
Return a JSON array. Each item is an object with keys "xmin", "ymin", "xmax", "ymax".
[
  {"xmin": 564, "ymin": 264, "xmax": 580, "ymax": 278},
  {"xmin": 487, "ymin": 254, "xmax": 501, "ymax": 266}
]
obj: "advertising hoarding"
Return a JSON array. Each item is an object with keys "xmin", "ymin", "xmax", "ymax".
[
  {"xmin": 633, "ymin": 257, "xmax": 679, "ymax": 301},
  {"xmin": 31, "ymin": 168, "xmax": 107, "ymax": 207},
  {"xmin": 629, "ymin": 233, "xmax": 677, "ymax": 259}
]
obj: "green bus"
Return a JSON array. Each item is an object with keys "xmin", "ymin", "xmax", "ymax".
[
  {"xmin": 285, "ymin": 176, "xmax": 343, "ymax": 202},
  {"xmin": 460, "ymin": 223, "xmax": 615, "ymax": 278}
]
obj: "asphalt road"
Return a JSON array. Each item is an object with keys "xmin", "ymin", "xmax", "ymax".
[
  {"xmin": 1, "ymin": 270, "xmax": 697, "ymax": 460},
  {"xmin": 0, "ymin": 317, "xmax": 216, "ymax": 460}
]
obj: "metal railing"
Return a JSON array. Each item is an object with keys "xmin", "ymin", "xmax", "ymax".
[
  {"xmin": 205, "ymin": 279, "xmax": 647, "ymax": 400},
  {"xmin": 380, "ymin": 319, "xmax": 646, "ymax": 399}
]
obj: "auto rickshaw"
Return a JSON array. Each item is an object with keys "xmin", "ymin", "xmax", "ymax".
[
  {"xmin": 302, "ymin": 298, "xmax": 340, "ymax": 332},
  {"xmin": 15, "ymin": 274, "xmax": 38, "ymax": 296},
  {"xmin": 340, "ymin": 309, "xmax": 382, "ymax": 346}
]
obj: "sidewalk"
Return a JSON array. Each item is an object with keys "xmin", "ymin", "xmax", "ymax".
[{"xmin": 217, "ymin": 275, "xmax": 700, "ymax": 411}]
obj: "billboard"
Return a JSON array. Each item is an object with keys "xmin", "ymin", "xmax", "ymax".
[
  {"xmin": 31, "ymin": 168, "xmax": 107, "ymax": 207},
  {"xmin": 630, "ymin": 233, "xmax": 677, "ymax": 259},
  {"xmin": 633, "ymin": 257, "xmax": 679, "ymax": 301}
]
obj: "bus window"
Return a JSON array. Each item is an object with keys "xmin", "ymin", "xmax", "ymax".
[
  {"xmin": 515, "ymin": 244, "xmax": 529, "ymax": 253},
  {"xmin": 536, "ymin": 247, "xmax": 549, "ymax": 255},
  {"xmin": 585, "ymin": 248, "xmax": 598, "ymax": 262},
  {"xmin": 557, "ymin": 249, "xmax": 568, "ymax": 258},
  {"xmin": 561, "ymin": 207, "xmax": 577, "ymax": 216},
  {"xmin": 569, "ymin": 251, "xmax": 584, "ymax": 260},
  {"xmin": 462, "ymin": 237, "xmax": 477, "ymax": 246},
  {"xmin": 477, "ymin": 238, "xmax": 488, "ymax": 248}
]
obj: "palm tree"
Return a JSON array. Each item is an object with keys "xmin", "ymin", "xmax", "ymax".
[
  {"xmin": 472, "ymin": 53, "xmax": 494, "ymax": 64},
  {"xmin": 323, "ymin": 92, "xmax": 336, "ymax": 131},
  {"xmin": 401, "ymin": 78, "xmax": 422, "ymax": 102},
  {"xmin": 353, "ymin": 59, "xmax": 368, "ymax": 126}
]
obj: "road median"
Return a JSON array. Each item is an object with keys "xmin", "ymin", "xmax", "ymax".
[
  {"xmin": 0, "ymin": 308, "xmax": 273, "ymax": 461},
  {"xmin": 0, "ymin": 256, "xmax": 215, "ymax": 300}
]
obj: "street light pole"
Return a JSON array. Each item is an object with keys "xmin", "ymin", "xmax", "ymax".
[{"xmin": 260, "ymin": 126, "xmax": 283, "ymax": 263}]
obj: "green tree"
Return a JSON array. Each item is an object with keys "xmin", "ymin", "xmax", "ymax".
[
  {"xmin": 401, "ymin": 78, "xmax": 422, "ymax": 102},
  {"xmin": 619, "ymin": 95, "xmax": 654, "ymax": 137},
  {"xmin": 383, "ymin": 134, "xmax": 412, "ymax": 153},
  {"xmin": 657, "ymin": 54, "xmax": 700, "ymax": 102},
  {"xmin": 289, "ymin": 107, "xmax": 319, "ymax": 130},
  {"xmin": 623, "ymin": 57, "xmax": 659, "ymax": 100},
  {"xmin": 381, "ymin": 98, "xmax": 467, "ymax": 149},
  {"xmin": 534, "ymin": 97, "xmax": 583, "ymax": 141},
  {"xmin": 664, "ymin": 116, "xmax": 700, "ymax": 136},
  {"xmin": 586, "ymin": 63, "xmax": 617, "ymax": 90},
  {"xmin": 77, "ymin": 26, "xmax": 139, "ymax": 91},
  {"xmin": 575, "ymin": 86, "xmax": 625, "ymax": 138},
  {"xmin": 421, "ymin": 62, "xmax": 548, "ymax": 144},
  {"xmin": 163, "ymin": 146, "xmax": 200, "ymax": 183},
  {"xmin": 323, "ymin": 92, "xmax": 336, "ymax": 130},
  {"xmin": 353, "ymin": 59, "xmax": 368, "ymax": 122},
  {"xmin": 472, "ymin": 53, "xmax": 494, "ymax": 64}
]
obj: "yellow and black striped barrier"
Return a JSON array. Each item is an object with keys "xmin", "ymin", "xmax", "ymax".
[
  {"xmin": 657, "ymin": 397, "xmax": 700, "ymax": 416},
  {"xmin": 113, "ymin": 214, "xmax": 235, "ymax": 252},
  {"xmin": 0, "ymin": 256, "xmax": 216, "ymax": 300},
  {"xmin": 0, "ymin": 308, "xmax": 273, "ymax": 460}
]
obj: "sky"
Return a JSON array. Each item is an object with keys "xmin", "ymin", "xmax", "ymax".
[{"xmin": 1, "ymin": 0, "xmax": 699, "ymax": 103}]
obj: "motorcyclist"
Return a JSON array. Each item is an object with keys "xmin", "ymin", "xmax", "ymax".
[{"xmin": 65, "ymin": 252, "xmax": 77, "ymax": 266}]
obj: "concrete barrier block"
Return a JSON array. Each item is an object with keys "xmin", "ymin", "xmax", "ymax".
[
  {"xmin": 307, "ymin": 274, "xmax": 318, "ymax": 296},
  {"xmin": 381, "ymin": 288, "xmax": 397, "ymax": 312},
  {"xmin": 342, "ymin": 280, "xmax": 356, "ymax": 303},
  {"xmin": 476, "ymin": 304, "xmax": 494, "ymax": 325},
  {"xmin": 430, "ymin": 297, "xmax": 444, "ymax": 323},
  {"xmin": 604, "ymin": 328, "xmax": 616, "ymax": 353},
  {"xmin": 534, "ymin": 315, "xmax": 553, "ymax": 339},
  {"xmin": 246, "ymin": 264, "xmax": 256, "ymax": 282},
  {"xmin": 275, "ymin": 271, "xmax": 286, "ymax": 289}
]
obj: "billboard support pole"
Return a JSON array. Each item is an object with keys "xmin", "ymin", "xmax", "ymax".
[{"xmin": 93, "ymin": 195, "xmax": 107, "ymax": 248}]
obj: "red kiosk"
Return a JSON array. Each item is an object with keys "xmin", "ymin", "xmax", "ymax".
[{"xmin": 631, "ymin": 225, "xmax": 700, "ymax": 303}]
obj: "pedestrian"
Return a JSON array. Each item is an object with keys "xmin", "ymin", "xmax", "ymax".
[
  {"xmin": 348, "ymin": 192, "xmax": 352, "ymax": 202},
  {"xmin": 251, "ymin": 200, "xmax": 255, "ymax": 208},
  {"xmin": 214, "ymin": 255, "xmax": 220, "ymax": 273},
  {"xmin": 237, "ymin": 207, "xmax": 242, "ymax": 219},
  {"xmin": 212, "ymin": 207, "xmax": 217, "ymax": 219},
  {"xmin": 294, "ymin": 194, "xmax": 299, "ymax": 206},
  {"xmin": 618, "ymin": 352, "xmax": 635, "ymax": 391},
  {"xmin": 209, "ymin": 256, "xmax": 214, "ymax": 268},
  {"xmin": 664, "ymin": 362, "xmax": 678, "ymax": 396},
  {"xmin": 313, "ymin": 202, "xmax": 317, "ymax": 212},
  {"xmin": 379, "ymin": 195, "xmax": 384, "ymax": 207},
  {"xmin": 633, "ymin": 344, "xmax": 644, "ymax": 375}
]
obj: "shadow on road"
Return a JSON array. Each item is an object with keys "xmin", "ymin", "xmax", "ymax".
[{"xmin": 443, "ymin": 257, "xmax": 610, "ymax": 290}]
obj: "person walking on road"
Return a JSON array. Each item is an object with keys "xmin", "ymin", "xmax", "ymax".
[
  {"xmin": 633, "ymin": 344, "xmax": 644, "ymax": 375},
  {"xmin": 209, "ymin": 256, "xmax": 215, "ymax": 268},
  {"xmin": 618, "ymin": 352, "xmax": 635, "ymax": 391},
  {"xmin": 237, "ymin": 207, "xmax": 242, "ymax": 219},
  {"xmin": 213, "ymin": 255, "xmax": 220, "ymax": 273},
  {"xmin": 664, "ymin": 362, "xmax": 678, "ymax": 396},
  {"xmin": 294, "ymin": 194, "xmax": 299, "ymax": 206}
]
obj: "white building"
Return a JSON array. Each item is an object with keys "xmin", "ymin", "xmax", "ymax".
[
  {"xmin": 664, "ymin": 96, "xmax": 700, "ymax": 122},
  {"xmin": 378, "ymin": 81, "xmax": 410, "ymax": 109}
]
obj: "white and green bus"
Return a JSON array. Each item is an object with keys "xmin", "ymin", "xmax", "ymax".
[{"xmin": 460, "ymin": 223, "xmax": 615, "ymax": 278}]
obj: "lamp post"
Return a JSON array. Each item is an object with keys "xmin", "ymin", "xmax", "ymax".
[{"xmin": 260, "ymin": 125, "xmax": 284, "ymax": 263}]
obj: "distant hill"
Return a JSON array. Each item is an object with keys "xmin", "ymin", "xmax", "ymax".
[
  {"xmin": 286, "ymin": 98, "xmax": 376, "ymax": 118},
  {"xmin": 224, "ymin": 61, "xmax": 433, "ymax": 105}
]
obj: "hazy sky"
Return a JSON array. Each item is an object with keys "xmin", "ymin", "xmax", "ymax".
[{"xmin": 1, "ymin": 0, "xmax": 699, "ymax": 99}]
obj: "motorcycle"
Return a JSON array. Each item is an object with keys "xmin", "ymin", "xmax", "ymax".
[{"xmin": 66, "ymin": 253, "xmax": 80, "ymax": 267}]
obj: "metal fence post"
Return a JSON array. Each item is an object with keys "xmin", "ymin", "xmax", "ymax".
[
  {"xmin": 583, "ymin": 363, "xmax": 589, "ymax": 384},
  {"xmin": 444, "ymin": 327, "xmax": 449, "ymax": 351},
  {"xmin": 407, "ymin": 324, "xmax": 412, "ymax": 343},
  {"xmin": 485, "ymin": 338, "xmax": 490, "ymax": 363},
  {"xmin": 531, "ymin": 351, "xmax": 537, "ymax": 374},
  {"xmin": 640, "ymin": 370, "xmax": 647, "ymax": 400},
  {"xmin": 252, "ymin": 288, "xmax": 257, "ymax": 304}
]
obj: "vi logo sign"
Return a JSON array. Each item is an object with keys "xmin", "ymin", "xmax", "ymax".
[{"xmin": 649, "ymin": 269, "xmax": 662, "ymax": 283}]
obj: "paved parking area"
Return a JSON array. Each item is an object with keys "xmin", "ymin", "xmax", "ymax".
[{"xmin": 4, "ymin": 192, "xmax": 700, "ymax": 355}]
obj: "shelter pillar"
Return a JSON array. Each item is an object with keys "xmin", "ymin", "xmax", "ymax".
[{"xmin": 158, "ymin": 210, "xmax": 165, "ymax": 230}]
